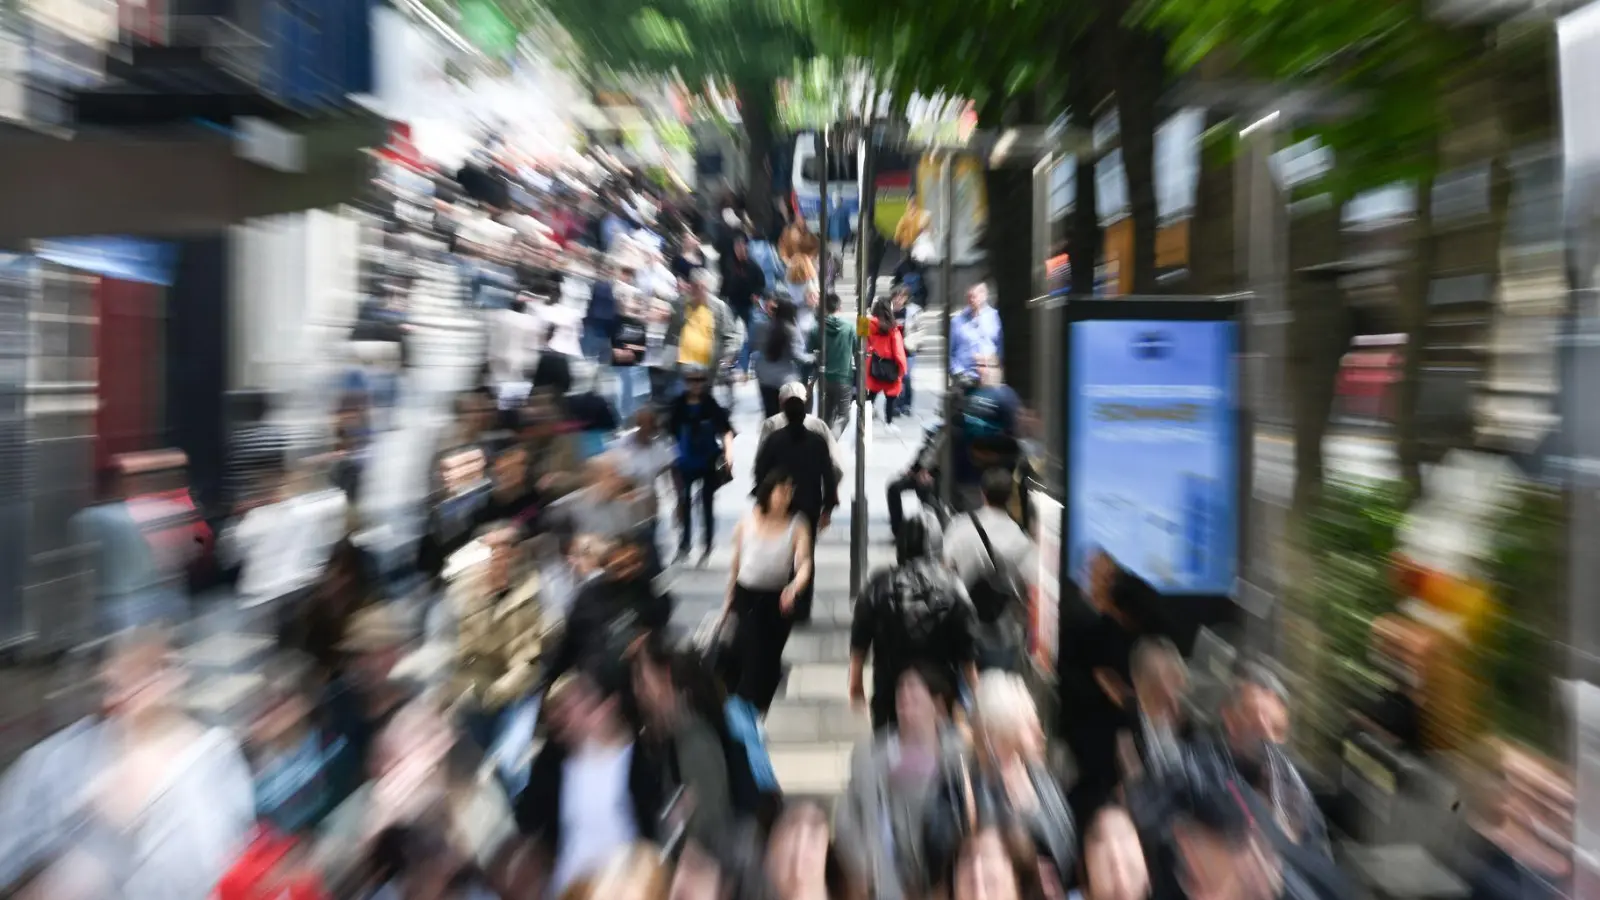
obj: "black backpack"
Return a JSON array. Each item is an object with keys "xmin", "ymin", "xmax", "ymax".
[{"xmin": 966, "ymin": 512, "xmax": 1023, "ymax": 624}]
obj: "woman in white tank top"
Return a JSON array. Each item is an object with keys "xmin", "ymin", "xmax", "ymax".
[{"xmin": 723, "ymin": 467, "xmax": 814, "ymax": 713}]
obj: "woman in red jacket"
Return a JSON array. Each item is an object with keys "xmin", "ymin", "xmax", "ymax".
[{"xmin": 864, "ymin": 297, "xmax": 908, "ymax": 428}]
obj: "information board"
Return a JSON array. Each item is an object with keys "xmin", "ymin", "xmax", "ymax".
[{"xmin": 1067, "ymin": 318, "xmax": 1238, "ymax": 595}]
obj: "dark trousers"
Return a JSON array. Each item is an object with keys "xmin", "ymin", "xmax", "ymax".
[
  {"xmin": 821, "ymin": 380, "xmax": 851, "ymax": 432},
  {"xmin": 886, "ymin": 471, "xmax": 934, "ymax": 538},
  {"xmin": 868, "ymin": 391, "xmax": 898, "ymax": 423},
  {"xmin": 760, "ymin": 383, "xmax": 782, "ymax": 419},
  {"xmin": 895, "ymin": 355, "xmax": 915, "ymax": 413},
  {"xmin": 676, "ymin": 467, "xmax": 718, "ymax": 552},
  {"xmin": 731, "ymin": 583, "xmax": 794, "ymax": 713}
]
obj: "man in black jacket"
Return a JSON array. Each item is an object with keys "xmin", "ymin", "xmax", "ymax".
[{"xmin": 752, "ymin": 388, "xmax": 838, "ymax": 623}]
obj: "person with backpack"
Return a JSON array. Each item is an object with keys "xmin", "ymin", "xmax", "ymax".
[
  {"xmin": 955, "ymin": 355, "xmax": 1022, "ymax": 509},
  {"xmin": 864, "ymin": 297, "xmax": 908, "ymax": 432},
  {"xmin": 942, "ymin": 468, "xmax": 1036, "ymax": 672},
  {"xmin": 849, "ymin": 511, "xmax": 979, "ymax": 731},
  {"xmin": 667, "ymin": 365, "xmax": 735, "ymax": 564}
]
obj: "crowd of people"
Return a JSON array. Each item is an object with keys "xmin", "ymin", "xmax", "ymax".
[{"xmin": 0, "ymin": 140, "xmax": 1574, "ymax": 900}]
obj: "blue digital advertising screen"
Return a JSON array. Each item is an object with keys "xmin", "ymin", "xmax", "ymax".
[{"xmin": 1067, "ymin": 319, "xmax": 1238, "ymax": 595}]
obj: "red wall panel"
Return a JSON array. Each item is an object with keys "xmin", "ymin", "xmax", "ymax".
[{"xmin": 94, "ymin": 277, "xmax": 165, "ymax": 474}]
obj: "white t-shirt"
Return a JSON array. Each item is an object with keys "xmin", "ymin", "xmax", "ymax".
[
  {"xmin": 233, "ymin": 489, "xmax": 348, "ymax": 607},
  {"xmin": 529, "ymin": 302, "xmax": 584, "ymax": 359},
  {"xmin": 549, "ymin": 743, "xmax": 639, "ymax": 899},
  {"xmin": 488, "ymin": 307, "xmax": 539, "ymax": 383},
  {"xmin": 943, "ymin": 505, "xmax": 1037, "ymax": 592}
]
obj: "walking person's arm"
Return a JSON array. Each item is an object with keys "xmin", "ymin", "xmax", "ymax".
[
  {"xmin": 782, "ymin": 522, "xmax": 814, "ymax": 614},
  {"xmin": 724, "ymin": 516, "xmax": 744, "ymax": 619},
  {"xmin": 716, "ymin": 402, "xmax": 736, "ymax": 471},
  {"xmin": 820, "ymin": 437, "xmax": 841, "ymax": 531}
]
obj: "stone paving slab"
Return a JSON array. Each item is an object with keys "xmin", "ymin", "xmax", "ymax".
[
  {"xmin": 763, "ymin": 702, "xmax": 874, "ymax": 744},
  {"xmin": 770, "ymin": 743, "xmax": 856, "ymax": 795},
  {"xmin": 784, "ymin": 662, "xmax": 864, "ymax": 703},
  {"xmin": 784, "ymin": 629, "xmax": 852, "ymax": 664}
]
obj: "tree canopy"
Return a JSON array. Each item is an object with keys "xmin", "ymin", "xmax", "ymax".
[
  {"xmin": 531, "ymin": 0, "xmax": 816, "ymax": 90},
  {"xmin": 809, "ymin": 0, "xmax": 1074, "ymax": 119},
  {"xmin": 1147, "ymin": 0, "xmax": 1481, "ymax": 199}
]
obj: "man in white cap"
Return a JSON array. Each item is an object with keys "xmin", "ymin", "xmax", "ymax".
[{"xmin": 755, "ymin": 382, "xmax": 844, "ymax": 498}]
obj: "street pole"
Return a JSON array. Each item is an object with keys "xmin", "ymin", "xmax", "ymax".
[
  {"xmin": 938, "ymin": 153, "xmax": 958, "ymax": 508},
  {"xmin": 1236, "ymin": 111, "xmax": 1290, "ymax": 658},
  {"xmin": 816, "ymin": 126, "xmax": 830, "ymax": 416},
  {"xmin": 850, "ymin": 127, "xmax": 877, "ymax": 596}
]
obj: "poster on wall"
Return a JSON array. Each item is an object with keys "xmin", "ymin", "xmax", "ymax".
[{"xmin": 1067, "ymin": 318, "xmax": 1237, "ymax": 594}]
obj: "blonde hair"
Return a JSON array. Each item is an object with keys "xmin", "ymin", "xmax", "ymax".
[
  {"xmin": 973, "ymin": 671, "xmax": 1038, "ymax": 747},
  {"xmin": 587, "ymin": 845, "xmax": 670, "ymax": 900}
]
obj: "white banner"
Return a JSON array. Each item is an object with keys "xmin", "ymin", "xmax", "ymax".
[{"xmin": 1029, "ymin": 490, "xmax": 1062, "ymax": 672}]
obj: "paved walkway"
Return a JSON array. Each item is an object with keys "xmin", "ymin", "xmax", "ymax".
[{"xmin": 658, "ymin": 349, "xmax": 945, "ymax": 798}]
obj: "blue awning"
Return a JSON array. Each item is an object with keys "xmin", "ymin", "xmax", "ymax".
[{"xmin": 33, "ymin": 237, "xmax": 178, "ymax": 286}]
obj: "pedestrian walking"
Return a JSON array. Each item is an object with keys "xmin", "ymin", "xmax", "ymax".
[
  {"xmin": 848, "ymin": 512, "xmax": 978, "ymax": 731},
  {"xmin": 891, "ymin": 287, "xmax": 922, "ymax": 417},
  {"xmin": 811, "ymin": 293, "xmax": 856, "ymax": 432},
  {"xmin": 864, "ymin": 298, "xmax": 908, "ymax": 431},
  {"xmin": 754, "ymin": 298, "xmax": 812, "ymax": 418},
  {"xmin": 751, "ymin": 388, "xmax": 839, "ymax": 624},
  {"xmin": 949, "ymin": 282, "xmax": 1002, "ymax": 379},
  {"xmin": 755, "ymin": 382, "xmax": 844, "ymax": 486},
  {"xmin": 667, "ymin": 366, "xmax": 734, "ymax": 564},
  {"xmin": 721, "ymin": 467, "xmax": 814, "ymax": 713},
  {"xmin": 924, "ymin": 672, "xmax": 1076, "ymax": 895},
  {"xmin": 834, "ymin": 664, "xmax": 965, "ymax": 900},
  {"xmin": 943, "ymin": 468, "xmax": 1036, "ymax": 672},
  {"xmin": 611, "ymin": 284, "xmax": 649, "ymax": 422}
]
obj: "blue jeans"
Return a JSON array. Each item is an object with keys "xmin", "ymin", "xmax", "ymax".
[
  {"xmin": 735, "ymin": 308, "xmax": 755, "ymax": 373},
  {"xmin": 581, "ymin": 326, "xmax": 611, "ymax": 362},
  {"xmin": 895, "ymin": 354, "xmax": 916, "ymax": 413},
  {"xmin": 615, "ymin": 365, "xmax": 643, "ymax": 422}
]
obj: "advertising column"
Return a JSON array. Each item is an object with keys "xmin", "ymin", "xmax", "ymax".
[{"xmin": 1066, "ymin": 317, "xmax": 1238, "ymax": 601}]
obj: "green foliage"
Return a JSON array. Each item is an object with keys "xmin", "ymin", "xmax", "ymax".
[
  {"xmin": 1480, "ymin": 485, "xmax": 1563, "ymax": 752},
  {"xmin": 1310, "ymin": 477, "xmax": 1411, "ymax": 559},
  {"xmin": 1146, "ymin": 0, "xmax": 1483, "ymax": 200},
  {"xmin": 778, "ymin": 57, "xmax": 849, "ymax": 131},
  {"xmin": 531, "ymin": 0, "xmax": 816, "ymax": 87},
  {"xmin": 1300, "ymin": 477, "xmax": 1408, "ymax": 747},
  {"xmin": 808, "ymin": 0, "xmax": 1075, "ymax": 114}
]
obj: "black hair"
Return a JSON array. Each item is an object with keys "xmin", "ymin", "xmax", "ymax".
[
  {"xmin": 980, "ymin": 467, "xmax": 1014, "ymax": 507},
  {"xmin": 871, "ymin": 296, "xmax": 895, "ymax": 327},
  {"xmin": 826, "ymin": 292, "xmax": 842, "ymax": 314},
  {"xmin": 753, "ymin": 466, "xmax": 794, "ymax": 514},
  {"xmin": 765, "ymin": 298, "xmax": 798, "ymax": 361}
]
